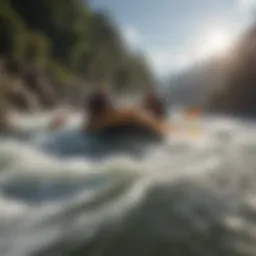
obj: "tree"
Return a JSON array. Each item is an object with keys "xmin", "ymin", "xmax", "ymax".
[{"xmin": 0, "ymin": 7, "xmax": 27, "ymax": 60}]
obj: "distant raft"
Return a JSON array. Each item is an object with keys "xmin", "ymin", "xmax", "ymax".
[
  {"xmin": 181, "ymin": 107, "xmax": 202, "ymax": 120},
  {"xmin": 84, "ymin": 108, "xmax": 172, "ymax": 139}
]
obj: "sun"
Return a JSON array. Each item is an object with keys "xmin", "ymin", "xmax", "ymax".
[
  {"xmin": 199, "ymin": 28, "xmax": 233, "ymax": 58},
  {"xmin": 207, "ymin": 30, "xmax": 232, "ymax": 53}
]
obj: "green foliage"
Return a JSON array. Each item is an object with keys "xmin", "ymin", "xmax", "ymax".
[
  {"xmin": 0, "ymin": 7, "xmax": 27, "ymax": 60},
  {"xmin": 119, "ymin": 53, "xmax": 155, "ymax": 92},
  {"xmin": 46, "ymin": 60, "xmax": 78, "ymax": 86},
  {"xmin": 23, "ymin": 32, "xmax": 51, "ymax": 66},
  {"xmin": 0, "ymin": 0, "xmax": 10, "ymax": 9},
  {"xmin": 69, "ymin": 40, "xmax": 91, "ymax": 73},
  {"xmin": 1, "ymin": 0, "xmax": 154, "ymax": 99}
]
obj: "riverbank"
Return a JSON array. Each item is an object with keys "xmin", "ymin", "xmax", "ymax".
[{"xmin": 0, "ymin": 58, "xmax": 86, "ymax": 133}]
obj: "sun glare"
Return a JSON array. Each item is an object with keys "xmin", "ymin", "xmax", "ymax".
[
  {"xmin": 199, "ymin": 28, "xmax": 234, "ymax": 58},
  {"xmin": 208, "ymin": 30, "xmax": 232, "ymax": 52}
]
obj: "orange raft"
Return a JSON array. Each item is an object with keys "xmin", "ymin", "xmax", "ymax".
[
  {"xmin": 181, "ymin": 107, "xmax": 202, "ymax": 120},
  {"xmin": 84, "ymin": 108, "xmax": 172, "ymax": 138}
]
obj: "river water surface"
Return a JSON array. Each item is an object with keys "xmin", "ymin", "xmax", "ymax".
[{"xmin": 1, "ymin": 112, "xmax": 256, "ymax": 256}]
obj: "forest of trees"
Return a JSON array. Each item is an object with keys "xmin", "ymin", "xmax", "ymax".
[{"xmin": 0, "ymin": 0, "xmax": 155, "ymax": 112}]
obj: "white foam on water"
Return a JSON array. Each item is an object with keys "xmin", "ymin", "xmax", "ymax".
[
  {"xmin": 0, "ymin": 196, "xmax": 29, "ymax": 218},
  {"xmin": 1, "ymin": 113, "xmax": 256, "ymax": 256}
]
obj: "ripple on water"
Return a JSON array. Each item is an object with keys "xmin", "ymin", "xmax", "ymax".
[{"xmin": 1, "ymin": 116, "xmax": 256, "ymax": 256}]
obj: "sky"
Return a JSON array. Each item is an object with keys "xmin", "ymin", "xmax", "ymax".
[{"xmin": 89, "ymin": 0, "xmax": 256, "ymax": 77}]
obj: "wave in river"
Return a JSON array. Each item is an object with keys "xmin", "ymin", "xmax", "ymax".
[{"xmin": 0, "ymin": 113, "xmax": 256, "ymax": 256}]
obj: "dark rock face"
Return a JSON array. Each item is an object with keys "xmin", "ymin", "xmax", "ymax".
[{"xmin": 21, "ymin": 61, "xmax": 59, "ymax": 108}]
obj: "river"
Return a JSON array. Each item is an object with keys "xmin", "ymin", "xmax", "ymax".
[{"xmin": 0, "ymin": 111, "xmax": 256, "ymax": 256}]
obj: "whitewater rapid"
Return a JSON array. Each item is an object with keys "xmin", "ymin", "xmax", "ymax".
[{"xmin": 1, "ymin": 112, "xmax": 256, "ymax": 256}]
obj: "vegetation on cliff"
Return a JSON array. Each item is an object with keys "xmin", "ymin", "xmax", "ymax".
[{"xmin": 0, "ymin": 0, "xmax": 155, "ymax": 117}]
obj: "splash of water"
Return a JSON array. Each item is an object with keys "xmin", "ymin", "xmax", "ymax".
[{"xmin": 1, "ymin": 112, "xmax": 256, "ymax": 256}]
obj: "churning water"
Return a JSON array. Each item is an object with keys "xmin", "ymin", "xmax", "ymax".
[{"xmin": 1, "ymin": 112, "xmax": 256, "ymax": 256}]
